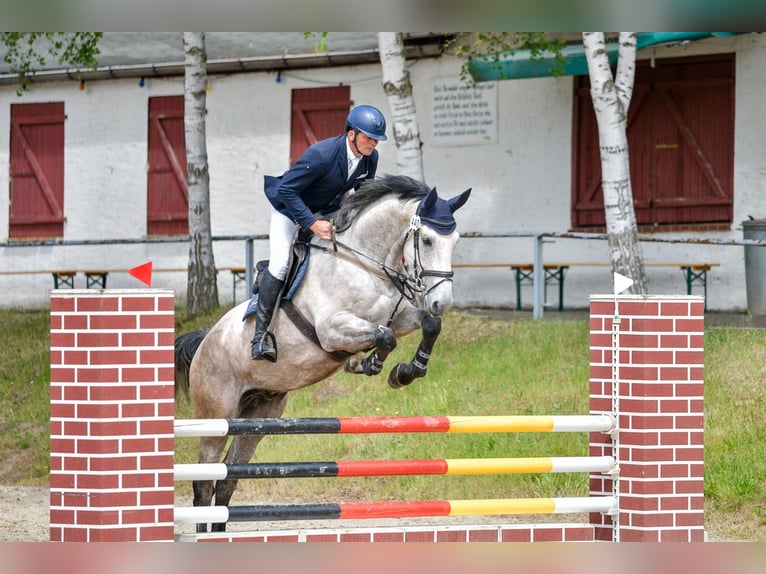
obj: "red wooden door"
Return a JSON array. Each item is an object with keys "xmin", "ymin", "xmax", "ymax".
[
  {"xmin": 147, "ymin": 96, "xmax": 188, "ymax": 235},
  {"xmin": 9, "ymin": 102, "xmax": 66, "ymax": 238},
  {"xmin": 290, "ymin": 86, "xmax": 351, "ymax": 164},
  {"xmin": 572, "ymin": 54, "xmax": 735, "ymax": 229}
]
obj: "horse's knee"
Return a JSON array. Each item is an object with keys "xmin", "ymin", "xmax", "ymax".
[{"xmin": 373, "ymin": 325, "xmax": 397, "ymax": 352}]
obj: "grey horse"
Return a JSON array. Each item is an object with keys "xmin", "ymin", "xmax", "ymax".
[{"xmin": 175, "ymin": 174, "xmax": 471, "ymax": 532}]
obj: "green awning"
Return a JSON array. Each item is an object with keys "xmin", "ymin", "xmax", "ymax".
[{"xmin": 468, "ymin": 33, "xmax": 742, "ymax": 82}]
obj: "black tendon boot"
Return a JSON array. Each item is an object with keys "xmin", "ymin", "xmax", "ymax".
[{"xmin": 250, "ymin": 269, "xmax": 284, "ymax": 362}]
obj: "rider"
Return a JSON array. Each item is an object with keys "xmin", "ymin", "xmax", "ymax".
[{"xmin": 251, "ymin": 104, "xmax": 388, "ymax": 362}]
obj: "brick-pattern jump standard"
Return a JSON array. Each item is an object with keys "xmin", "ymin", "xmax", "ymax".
[
  {"xmin": 589, "ymin": 295, "xmax": 705, "ymax": 542},
  {"xmin": 48, "ymin": 292, "xmax": 705, "ymax": 542},
  {"xmin": 49, "ymin": 289, "xmax": 175, "ymax": 542}
]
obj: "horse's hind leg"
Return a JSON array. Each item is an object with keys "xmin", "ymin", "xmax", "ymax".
[
  {"xmin": 389, "ymin": 314, "xmax": 442, "ymax": 389},
  {"xmin": 210, "ymin": 391, "xmax": 289, "ymax": 533},
  {"xmin": 192, "ymin": 435, "xmax": 228, "ymax": 533}
]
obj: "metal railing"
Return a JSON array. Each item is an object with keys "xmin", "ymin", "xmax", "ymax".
[{"xmin": 4, "ymin": 231, "xmax": 766, "ymax": 318}]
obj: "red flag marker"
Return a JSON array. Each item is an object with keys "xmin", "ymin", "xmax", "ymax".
[{"xmin": 128, "ymin": 261, "xmax": 153, "ymax": 287}]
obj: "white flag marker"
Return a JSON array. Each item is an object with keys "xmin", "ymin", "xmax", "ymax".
[{"xmin": 613, "ymin": 272, "xmax": 634, "ymax": 295}]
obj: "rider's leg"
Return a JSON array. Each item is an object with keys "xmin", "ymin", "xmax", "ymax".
[
  {"xmin": 250, "ymin": 268, "xmax": 285, "ymax": 361},
  {"xmin": 251, "ymin": 208, "xmax": 293, "ymax": 362}
]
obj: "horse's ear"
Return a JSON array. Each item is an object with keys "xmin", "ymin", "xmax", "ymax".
[
  {"xmin": 448, "ymin": 188, "xmax": 472, "ymax": 213},
  {"xmin": 420, "ymin": 187, "xmax": 438, "ymax": 211}
]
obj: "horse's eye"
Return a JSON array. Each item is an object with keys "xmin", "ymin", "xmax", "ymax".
[{"xmin": 422, "ymin": 237, "xmax": 432, "ymax": 246}]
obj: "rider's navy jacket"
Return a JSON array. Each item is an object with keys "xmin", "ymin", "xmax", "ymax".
[{"xmin": 264, "ymin": 134, "xmax": 378, "ymax": 231}]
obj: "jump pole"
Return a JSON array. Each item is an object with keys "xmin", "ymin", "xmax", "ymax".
[{"xmin": 49, "ymin": 291, "xmax": 705, "ymax": 542}]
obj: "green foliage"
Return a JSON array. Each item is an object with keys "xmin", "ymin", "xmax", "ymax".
[
  {"xmin": 447, "ymin": 32, "xmax": 567, "ymax": 84},
  {"xmin": 0, "ymin": 32, "xmax": 102, "ymax": 94},
  {"xmin": 302, "ymin": 32, "xmax": 328, "ymax": 54},
  {"xmin": 702, "ymin": 328, "xmax": 766, "ymax": 539}
]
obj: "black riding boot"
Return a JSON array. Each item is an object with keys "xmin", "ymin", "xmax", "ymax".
[{"xmin": 250, "ymin": 269, "xmax": 284, "ymax": 362}]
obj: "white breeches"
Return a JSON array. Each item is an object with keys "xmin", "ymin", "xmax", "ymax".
[{"xmin": 267, "ymin": 207, "xmax": 299, "ymax": 280}]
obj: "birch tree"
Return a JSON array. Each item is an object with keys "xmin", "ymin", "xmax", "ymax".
[
  {"xmin": 583, "ymin": 32, "xmax": 647, "ymax": 293},
  {"xmin": 183, "ymin": 32, "xmax": 219, "ymax": 314},
  {"xmin": 377, "ymin": 32, "xmax": 424, "ymax": 180}
]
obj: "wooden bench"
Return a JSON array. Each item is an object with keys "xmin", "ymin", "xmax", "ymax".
[
  {"xmin": 222, "ymin": 267, "xmax": 248, "ymax": 304},
  {"xmin": 453, "ymin": 262, "xmax": 720, "ymax": 311},
  {"xmin": 84, "ymin": 270, "xmax": 109, "ymax": 288},
  {"xmin": 51, "ymin": 270, "xmax": 110, "ymax": 289},
  {"xmin": 51, "ymin": 268, "xmax": 186, "ymax": 290},
  {"xmin": 52, "ymin": 270, "xmax": 77, "ymax": 289}
]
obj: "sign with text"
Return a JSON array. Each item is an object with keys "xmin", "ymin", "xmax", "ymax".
[{"xmin": 432, "ymin": 79, "xmax": 497, "ymax": 146}]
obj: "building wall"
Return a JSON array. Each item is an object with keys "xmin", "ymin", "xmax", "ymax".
[{"xmin": 0, "ymin": 33, "xmax": 764, "ymax": 310}]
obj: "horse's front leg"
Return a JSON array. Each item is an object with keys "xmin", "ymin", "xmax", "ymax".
[
  {"xmin": 343, "ymin": 324, "xmax": 397, "ymax": 376},
  {"xmin": 317, "ymin": 311, "xmax": 398, "ymax": 377},
  {"xmin": 388, "ymin": 314, "xmax": 441, "ymax": 389}
]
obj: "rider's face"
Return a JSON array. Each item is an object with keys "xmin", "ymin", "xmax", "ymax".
[{"xmin": 348, "ymin": 130, "xmax": 380, "ymax": 157}]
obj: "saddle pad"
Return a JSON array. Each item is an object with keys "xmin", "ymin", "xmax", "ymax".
[{"xmin": 242, "ymin": 244, "xmax": 310, "ymax": 321}]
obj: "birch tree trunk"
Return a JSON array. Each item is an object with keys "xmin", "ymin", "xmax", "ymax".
[
  {"xmin": 583, "ymin": 32, "xmax": 647, "ymax": 293},
  {"xmin": 378, "ymin": 32, "xmax": 424, "ymax": 180},
  {"xmin": 183, "ymin": 32, "xmax": 219, "ymax": 314}
]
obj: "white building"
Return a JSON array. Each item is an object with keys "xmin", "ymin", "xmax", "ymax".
[{"xmin": 0, "ymin": 32, "xmax": 763, "ymax": 312}]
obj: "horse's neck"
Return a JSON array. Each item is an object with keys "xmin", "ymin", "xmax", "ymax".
[{"xmin": 343, "ymin": 200, "xmax": 410, "ymax": 268}]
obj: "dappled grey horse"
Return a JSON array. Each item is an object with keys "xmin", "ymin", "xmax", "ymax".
[{"xmin": 175, "ymin": 174, "xmax": 471, "ymax": 532}]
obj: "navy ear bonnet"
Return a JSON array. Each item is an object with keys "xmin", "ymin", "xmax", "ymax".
[{"xmin": 416, "ymin": 187, "xmax": 472, "ymax": 234}]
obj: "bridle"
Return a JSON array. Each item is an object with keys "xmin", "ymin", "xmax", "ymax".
[
  {"xmin": 313, "ymin": 211, "xmax": 455, "ymax": 308},
  {"xmin": 395, "ymin": 214, "xmax": 455, "ymax": 300}
]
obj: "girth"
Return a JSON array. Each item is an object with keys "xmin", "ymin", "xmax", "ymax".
[{"xmin": 280, "ymin": 299, "xmax": 353, "ymax": 362}]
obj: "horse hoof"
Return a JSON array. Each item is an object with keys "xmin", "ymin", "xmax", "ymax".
[{"xmin": 388, "ymin": 363, "xmax": 412, "ymax": 389}]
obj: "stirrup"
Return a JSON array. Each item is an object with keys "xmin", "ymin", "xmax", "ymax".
[{"xmin": 251, "ymin": 331, "xmax": 278, "ymax": 363}]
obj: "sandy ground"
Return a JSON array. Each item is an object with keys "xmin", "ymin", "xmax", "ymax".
[{"xmin": 0, "ymin": 486, "xmax": 49, "ymax": 542}]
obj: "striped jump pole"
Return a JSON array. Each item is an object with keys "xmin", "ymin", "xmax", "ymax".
[
  {"xmin": 175, "ymin": 496, "xmax": 617, "ymax": 524},
  {"xmin": 174, "ymin": 414, "xmax": 615, "ymax": 437},
  {"xmin": 175, "ymin": 455, "xmax": 616, "ymax": 481}
]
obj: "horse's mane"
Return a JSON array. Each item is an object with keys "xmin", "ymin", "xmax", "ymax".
[{"xmin": 333, "ymin": 174, "xmax": 430, "ymax": 232}]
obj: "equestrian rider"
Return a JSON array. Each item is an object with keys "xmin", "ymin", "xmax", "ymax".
[{"xmin": 252, "ymin": 104, "xmax": 388, "ymax": 361}]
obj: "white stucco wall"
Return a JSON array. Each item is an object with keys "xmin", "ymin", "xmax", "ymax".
[{"xmin": 1, "ymin": 33, "xmax": 765, "ymax": 311}]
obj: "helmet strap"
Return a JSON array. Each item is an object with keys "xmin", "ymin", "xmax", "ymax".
[{"xmin": 349, "ymin": 129, "xmax": 363, "ymax": 157}]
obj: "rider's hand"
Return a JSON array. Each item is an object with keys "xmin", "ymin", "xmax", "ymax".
[{"xmin": 309, "ymin": 219, "xmax": 333, "ymax": 241}]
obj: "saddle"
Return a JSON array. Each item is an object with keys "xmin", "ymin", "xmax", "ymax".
[{"xmin": 250, "ymin": 240, "xmax": 310, "ymax": 301}]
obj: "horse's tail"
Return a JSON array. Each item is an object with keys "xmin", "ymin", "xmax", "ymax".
[{"xmin": 174, "ymin": 329, "xmax": 208, "ymax": 400}]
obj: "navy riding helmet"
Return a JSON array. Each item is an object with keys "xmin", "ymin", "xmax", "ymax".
[{"xmin": 346, "ymin": 105, "xmax": 388, "ymax": 141}]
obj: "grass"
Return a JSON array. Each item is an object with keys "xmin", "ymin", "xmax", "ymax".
[{"xmin": 0, "ymin": 306, "xmax": 764, "ymax": 540}]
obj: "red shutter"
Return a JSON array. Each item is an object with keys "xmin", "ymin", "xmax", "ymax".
[
  {"xmin": 290, "ymin": 86, "xmax": 351, "ymax": 165},
  {"xmin": 573, "ymin": 54, "xmax": 735, "ymax": 229},
  {"xmin": 9, "ymin": 102, "xmax": 66, "ymax": 238},
  {"xmin": 147, "ymin": 96, "xmax": 188, "ymax": 235}
]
